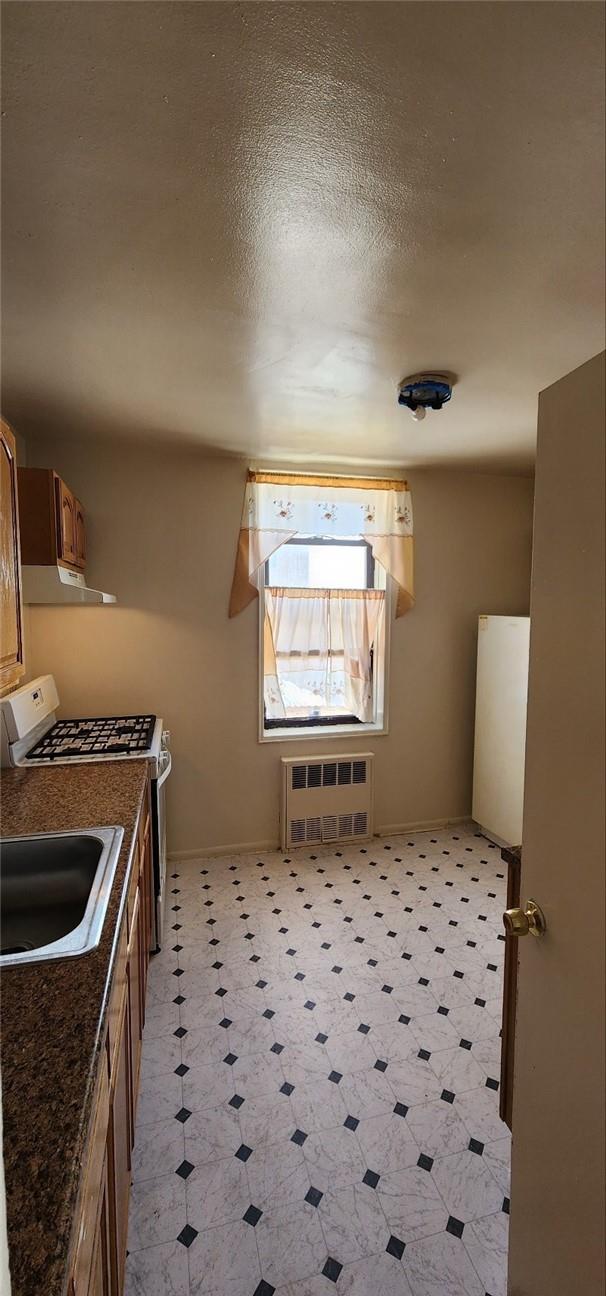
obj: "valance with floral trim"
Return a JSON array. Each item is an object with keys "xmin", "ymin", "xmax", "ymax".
[{"xmin": 229, "ymin": 470, "xmax": 414, "ymax": 618}]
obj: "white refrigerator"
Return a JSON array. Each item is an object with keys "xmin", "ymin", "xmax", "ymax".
[{"xmin": 472, "ymin": 614, "xmax": 530, "ymax": 847}]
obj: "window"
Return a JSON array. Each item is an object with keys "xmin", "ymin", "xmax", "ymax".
[{"xmin": 260, "ymin": 536, "xmax": 389, "ymax": 739}]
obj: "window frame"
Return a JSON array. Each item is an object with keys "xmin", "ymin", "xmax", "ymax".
[{"xmin": 258, "ymin": 535, "xmax": 392, "ymax": 743}]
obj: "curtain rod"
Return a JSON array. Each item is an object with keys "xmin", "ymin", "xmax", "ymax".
[{"xmin": 247, "ymin": 469, "xmax": 409, "ymax": 491}]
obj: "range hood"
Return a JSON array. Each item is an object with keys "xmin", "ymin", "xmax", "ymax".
[{"xmin": 22, "ymin": 565, "xmax": 117, "ymax": 605}]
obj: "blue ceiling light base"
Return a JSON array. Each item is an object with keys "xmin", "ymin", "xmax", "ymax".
[{"xmin": 397, "ymin": 374, "xmax": 453, "ymax": 413}]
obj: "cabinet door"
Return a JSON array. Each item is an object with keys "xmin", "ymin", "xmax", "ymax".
[
  {"xmin": 107, "ymin": 997, "xmax": 131, "ymax": 1296},
  {"xmin": 56, "ymin": 476, "xmax": 78, "ymax": 565},
  {"xmin": 75, "ymin": 498, "xmax": 87, "ymax": 568},
  {"xmin": 128, "ymin": 886, "xmax": 143, "ymax": 1133},
  {"xmin": 88, "ymin": 1153, "xmax": 111, "ymax": 1296},
  {"xmin": 139, "ymin": 813, "xmax": 154, "ymax": 970},
  {"xmin": 0, "ymin": 419, "xmax": 25, "ymax": 696},
  {"xmin": 69, "ymin": 1064, "xmax": 110, "ymax": 1296}
]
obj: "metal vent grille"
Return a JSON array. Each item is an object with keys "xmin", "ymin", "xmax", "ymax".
[
  {"xmin": 291, "ymin": 762, "xmax": 370, "ymax": 790},
  {"xmin": 288, "ymin": 813, "xmax": 367, "ymax": 846},
  {"xmin": 338, "ymin": 813, "xmax": 353, "ymax": 838},
  {"xmin": 282, "ymin": 752, "xmax": 374, "ymax": 850}
]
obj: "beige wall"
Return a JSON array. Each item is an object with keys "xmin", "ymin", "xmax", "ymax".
[
  {"xmin": 508, "ymin": 353, "xmax": 605, "ymax": 1295},
  {"xmin": 24, "ymin": 438, "xmax": 533, "ymax": 853}
]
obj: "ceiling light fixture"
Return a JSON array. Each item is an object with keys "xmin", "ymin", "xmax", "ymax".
[{"xmin": 397, "ymin": 374, "xmax": 453, "ymax": 422}]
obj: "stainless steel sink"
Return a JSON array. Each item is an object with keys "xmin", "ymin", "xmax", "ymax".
[{"xmin": 0, "ymin": 826, "xmax": 124, "ymax": 966}]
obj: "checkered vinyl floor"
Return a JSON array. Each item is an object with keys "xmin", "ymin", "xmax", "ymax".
[{"xmin": 124, "ymin": 824, "xmax": 510, "ymax": 1296}]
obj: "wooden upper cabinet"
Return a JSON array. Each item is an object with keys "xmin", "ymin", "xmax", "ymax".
[
  {"xmin": 57, "ymin": 476, "xmax": 78, "ymax": 565},
  {"xmin": 75, "ymin": 498, "xmax": 86, "ymax": 567},
  {"xmin": 18, "ymin": 467, "xmax": 86, "ymax": 571},
  {"xmin": 0, "ymin": 419, "xmax": 25, "ymax": 697}
]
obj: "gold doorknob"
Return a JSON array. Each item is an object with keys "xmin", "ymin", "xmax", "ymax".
[{"xmin": 503, "ymin": 899, "xmax": 546, "ymax": 938}]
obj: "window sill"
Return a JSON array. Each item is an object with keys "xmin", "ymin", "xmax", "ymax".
[{"xmin": 259, "ymin": 721, "xmax": 388, "ymax": 743}]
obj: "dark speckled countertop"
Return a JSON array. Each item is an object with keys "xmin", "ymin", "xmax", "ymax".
[{"xmin": 0, "ymin": 761, "xmax": 149, "ymax": 1296}]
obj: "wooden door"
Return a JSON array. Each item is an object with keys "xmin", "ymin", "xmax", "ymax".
[
  {"xmin": 499, "ymin": 846, "xmax": 521, "ymax": 1130},
  {"xmin": 507, "ymin": 353, "xmax": 605, "ymax": 1296},
  {"xmin": 56, "ymin": 476, "xmax": 77, "ymax": 564},
  {"xmin": 75, "ymin": 498, "xmax": 87, "ymax": 568},
  {"xmin": 0, "ymin": 418, "xmax": 25, "ymax": 696}
]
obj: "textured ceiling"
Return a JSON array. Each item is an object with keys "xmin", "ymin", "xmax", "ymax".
[{"xmin": 1, "ymin": 2, "xmax": 604, "ymax": 470}]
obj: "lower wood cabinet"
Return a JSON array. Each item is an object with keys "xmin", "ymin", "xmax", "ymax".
[{"xmin": 69, "ymin": 791, "xmax": 152, "ymax": 1296}]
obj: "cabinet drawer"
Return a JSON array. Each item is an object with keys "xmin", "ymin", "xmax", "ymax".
[{"xmin": 70, "ymin": 1063, "xmax": 110, "ymax": 1296}]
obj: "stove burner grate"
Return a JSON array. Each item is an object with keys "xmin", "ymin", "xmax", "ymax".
[{"xmin": 25, "ymin": 714, "xmax": 157, "ymax": 760}]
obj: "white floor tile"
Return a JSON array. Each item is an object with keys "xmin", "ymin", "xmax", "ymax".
[
  {"xmin": 131, "ymin": 1117, "xmax": 185, "ymax": 1183},
  {"xmin": 137, "ymin": 1069, "xmax": 183, "ymax": 1126},
  {"xmin": 184, "ymin": 1102, "xmax": 243, "ymax": 1165},
  {"xmin": 248, "ymin": 1135, "xmax": 312, "ymax": 1207},
  {"xmin": 378, "ymin": 1165, "xmax": 448, "ymax": 1241},
  {"xmin": 483, "ymin": 1137, "xmax": 511, "ymax": 1196},
  {"xmin": 406, "ymin": 1100, "xmax": 471, "ymax": 1159},
  {"xmin": 124, "ymin": 1240, "xmax": 190, "ymax": 1296},
  {"xmin": 336, "ymin": 1252, "xmax": 414, "ymax": 1295},
  {"xmin": 318, "ymin": 1181, "xmax": 389, "ymax": 1263},
  {"xmin": 431, "ymin": 1148, "xmax": 504, "ymax": 1222},
  {"xmin": 127, "ymin": 1174, "xmax": 186, "ymax": 1250},
  {"xmin": 256, "ymin": 1200, "xmax": 327, "ymax": 1287},
  {"xmin": 188, "ymin": 1217, "xmax": 262, "ymax": 1293},
  {"xmin": 185, "ymin": 1154, "xmax": 252, "ymax": 1229},
  {"xmin": 303, "ymin": 1124, "xmax": 367, "ymax": 1192},
  {"xmin": 290, "ymin": 1077, "xmax": 348, "ymax": 1134},
  {"xmin": 464, "ymin": 1208, "xmax": 509, "ymax": 1296},
  {"xmin": 403, "ymin": 1229, "xmax": 484, "ymax": 1296},
  {"xmin": 355, "ymin": 1110, "xmax": 420, "ymax": 1175}
]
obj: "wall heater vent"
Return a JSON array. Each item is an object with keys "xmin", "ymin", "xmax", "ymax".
[{"xmin": 281, "ymin": 753, "xmax": 374, "ymax": 850}]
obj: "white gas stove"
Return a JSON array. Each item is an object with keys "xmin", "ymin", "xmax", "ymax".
[{"xmin": 0, "ymin": 675, "xmax": 171, "ymax": 950}]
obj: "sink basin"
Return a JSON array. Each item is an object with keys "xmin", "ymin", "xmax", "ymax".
[{"xmin": 0, "ymin": 827, "xmax": 124, "ymax": 966}]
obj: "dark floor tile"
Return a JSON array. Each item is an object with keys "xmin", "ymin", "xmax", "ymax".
[{"xmin": 177, "ymin": 1224, "xmax": 198, "ymax": 1248}]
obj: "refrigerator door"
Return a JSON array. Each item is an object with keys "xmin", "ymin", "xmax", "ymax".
[{"xmin": 472, "ymin": 614, "xmax": 530, "ymax": 846}]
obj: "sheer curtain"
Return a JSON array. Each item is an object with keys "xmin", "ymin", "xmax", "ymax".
[{"xmin": 264, "ymin": 588, "xmax": 385, "ymax": 722}]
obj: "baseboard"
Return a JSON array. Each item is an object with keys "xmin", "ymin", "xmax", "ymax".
[
  {"xmin": 167, "ymin": 816, "xmax": 474, "ymax": 861},
  {"xmin": 376, "ymin": 815, "xmax": 472, "ymax": 836},
  {"xmin": 168, "ymin": 839, "xmax": 279, "ymax": 861}
]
